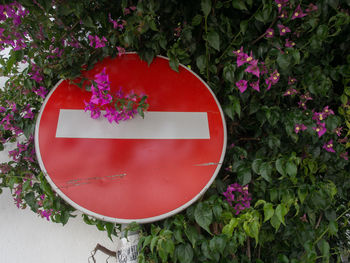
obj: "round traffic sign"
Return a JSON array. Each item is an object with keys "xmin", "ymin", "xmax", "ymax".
[{"xmin": 35, "ymin": 54, "xmax": 226, "ymax": 223}]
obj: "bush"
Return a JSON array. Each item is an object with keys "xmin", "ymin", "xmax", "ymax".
[{"xmin": 0, "ymin": 0, "xmax": 349, "ymax": 262}]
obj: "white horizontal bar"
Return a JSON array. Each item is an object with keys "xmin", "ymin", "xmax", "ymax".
[{"xmin": 55, "ymin": 110, "xmax": 210, "ymax": 139}]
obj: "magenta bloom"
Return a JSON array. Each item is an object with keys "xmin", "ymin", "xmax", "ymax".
[
  {"xmin": 334, "ymin": 127, "xmax": 342, "ymax": 137},
  {"xmin": 312, "ymin": 122, "xmax": 326, "ymax": 137},
  {"xmin": 313, "ymin": 111, "xmax": 326, "ymax": 122},
  {"xmin": 88, "ymin": 35, "xmax": 107, "ymax": 48},
  {"xmin": 279, "ymin": 10, "xmax": 288, "ymax": 19},
  {"xmin": 285, "ymin": 39, "xmax": 296, "ymax": 48},
  {"xmin": 306, "ymin": 3, "xmax": 318, "ymax": 13},
  {"xmin": 292, "ymin": 5, "xmax": 307, "ymax": 19},
  {"xmin": 283, "ymin": 88, "xmax": 298, "ymax": 96},
  {"xmin": 266, "ymin": 70, "xmax": 280, "ymax": 90},
  {"xmin": 250, "ymin": 80, "xmax": 260, "ymax": 92},
  {"xmin": 301, "ymin": 93, "xmax": 313, "ymax": 101},
  {"xmin": 223, "ymin": 183, "xmax": 251, "ymax": 215},
  {"xmin": 322, "ymin": 106, "xmax": 334, "ymax": 117},
  {"xmin": 288, "ymin": 76, "xmax": 297, "ymax": 85},
  {"xmin": 340, "ymin": 152, "xmax": 348, "ymax": 161},
  {"xmin": 294, "ymin": 124, "xmax": 307, "ymax": 134},
  {"xmin": 265, "ymin": 28, "xmax": 274, "ymax": 38},
  {"xmin": 245, "ymin": 59, "xmax": 260, "ymax": 78},
  {"xmin": 323, "ymin": 140, "xmax": 335, "ymax": 153},
  {"xmin": 236, "ymin": 80, "xmax": 248, "ymax": 93},
  {"xmin": 275, "ymin": 0, "xmax": 288, "ymax": 13},
  {"xmin": 33, "ymin": 86, "xmax": 47, "ymax": 99},
  {"xmin": 278, "ymin": 24, "xmax": 291, "ymax": 36},
  {"xmin": 116, "ymin": 46, "xmax": 126, "ymax": 56}
]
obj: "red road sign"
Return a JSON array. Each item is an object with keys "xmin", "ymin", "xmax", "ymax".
[{"xmin": 35, "ymin": 54, "xmax": 226, "ymax": 223}]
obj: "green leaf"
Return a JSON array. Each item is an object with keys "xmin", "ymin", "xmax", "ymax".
[
  {"xmin": 184, "ymin": 225, "xmax": 199, "ymax": 248},
  {"xmin": 169, "ymin": 57, "xmax": 179, "ymax": 72},
  {"xmin": 0, "ymin": 143, "xmax": 4, "ymax": 151},
  {"xmin": 317, "ymin": 239, "xmax": 330, "ymax": 260},
  {"xmin": 175, "ymin": 243, "xmax": 193, "ymax": 263},
  {"xmin": 222, "ymin": 218, "xmax": 238, "ymax": 237},
  {"xmin": 259, "ymin": 162, "xmax": 272, "ymax": 182},
  {"xmin": 263, "ymin": 203, "xmax": 274, "ymax": 222},
  {"xmin": 105, "ymin": 223, "xmax": 114, "ymax": 240},
  {"xmin": 194, "ymin": 202, "xmax": 213, "ymax": 234},
  {"xmin": 270, "ymin": 213, "xmax": 281, "ymax": 232},
  {"xmin": 232, "ymin": 0, "xmax": 248, "ymax": 10},
  {"xmin": 207, "ymin": 31, "xmax": 220, "ymax": 51},
  {"xmin": 150, "ymin": 236, "xmax": 159, "ymax": 252},
  {"xmin": 328, "ymin": 221, "xmax": 338, "ymax": 235},
  {"xmin": 249, "ymin": 220, "xmax": 260, "ymax": 243},
  {"xmin": 275, "ymin": 204, "xmax": 288, "ymax": 225},
  {"xmin": 297, "ymin": 186, "xmax": 308, "ymax": 204},
  {"xmin": 209, "ymin": 236, "xmax": 226, "ymax": 254},
  {"xmin": 286, "ymin": 161, "xmax": 297, "ymax": 177},
  {"xmin": 164, "ymin": 238, "xmax": 175, "ymax": 256},
  {"xmin": 196, "ymin": 55, "xmax": 206, "ymax": 73},
  {"xmin": 277, "ymin": 53, "xmax": 290, "ymax": 70},
  {"xmin": 275, "ymin": 158, "xmax": 286, "ymax": 176},
  {"xmin": 252, "ymin": 159, "xmax": 262, "ymax": 174},
  {"xmin": 192, "ymin": 14, "xmax": 203, "ymax": 26},
  {"xmin": 201, "ymin": 0, "xmax": 211, "ymax": 17},
  {"xmin": 240, "ymin": 20, "xmax": 249, "ymax": 34}
]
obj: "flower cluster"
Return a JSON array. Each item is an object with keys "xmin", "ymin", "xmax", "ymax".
[
  {"xmin": 223, "ymin": 183, "xmax": 252, "ymax": 215},
  {"xmin": 266, "ymin": 1, "xmax": 318, "ymax": 49},
  {"xmin": 84, "ymin": 68, "xmax": 149, "ymax": 123},
  {"xmin": 0, "ymin": 2, "xmax": 29, "ymax": 50},
  {"xmin": 233, "ymin": 47, "xmax": 280, "ymax": 93},
  {"xmin": 108, "ymin": 13, "xmax": 126, "ymax": 30},
  {"xmin": 88, "ymin": 35, "xmax": 107, "ymax": 48}
]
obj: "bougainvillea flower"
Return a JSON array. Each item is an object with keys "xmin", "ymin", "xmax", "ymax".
[
  {"xmin": 265, "ymin": 28, "xmax": 274, "ymax": 38},
  {"xmin": 236, "ymin": 80, "xmax": 248, "ymax": 93},
  {"xmin": 323, "ymin": 140, "xmax": 335, "ymax": 153},
  {"xmin": 278, "ymin": 24, "xmax": 291, "ymax": 36},
  {"xmin": 334, "ymin": 127, "xmax": 342, "ymax": 137},
  {"xmin": 279, "ymin": 10, "xmax": 288, "ymax": 19},
  {"xmin": 288, "ymin": 76, "xmax": 297, "ymax": 85},
  {"xmin": 313, "ymin": 111, "xmax": 326, "ymax": 122},
  {"xmin": 116, "ymin": 46, "xmax": 126, "ymax": 56},
  {"xmin": 33, "ymin": 86, "xmax": 47, "ymax": 99},
  {"xmin": 266, "ymin": 70, "xmax": 280, "ymax": 90},
  {"xmin": 250, "ymin": 80, "xmax": 260, "ymax": 92},
  {"xmin": 322, "ymin": 106, "xmax": 334, "ymax": 117},
  {"xmin": 245, "ymin": 59, "xmax": 260, "ymax": 77},
  {"xmin": 298, "ymin": 101, "xmax": 307, "ymax": 110},
  {"xmin": 340, "ymin": 152, "xmax": 348, "ymax": 161},
  {"xmin": 236, "ymin": 52, "xmax": 248, "ymax": 67},
  {"xmin": 306, "ymin": 3, "xmax": 318, "ymax": 13},
  {"xmin": 300, "ymin": 93, "xmax": 313, "ymax": 101},
  {"xmin": 292, "ymin": 5, "xmax": 307, "ymax": 19},
  {"xmin": 88, "ymin": 35, "xmax": 107, "ymax": 48},
  {"xmin": 275, "ymin": 0, "xmax": 288, "ymax": 13},
  {"xmin": 283, "ymin": 88, "xmax": 298, "ymax": 96},
  {"xmin": 285, "ymin": 38, "xmax": 296, "ymax": 47},
  {"xmin": 312, "ymin": 122, "xmax": 326, "ymax": 137},
  {"xmin": 294, "ymin": 124, "xmax": 307, "ymax": 134},
  {"xmin": 223, "ymin": 183, "xmax": 251, "ymax": 215}
]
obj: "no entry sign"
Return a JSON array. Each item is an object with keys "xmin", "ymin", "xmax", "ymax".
[{"xmin": 35, "ymin": 54, "xmax": 227, "ymax": 223}]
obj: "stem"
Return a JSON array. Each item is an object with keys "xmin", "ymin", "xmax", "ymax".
[
  {"xmin": 251, "ymin": 16, "xmax": 278, "ymax": 45},
  {"xmin": 246, "ymin": 237, "xmax": 251, "ymax": 260},
  {"xmin": 315, "ymin": 213, "xmax": 323, "ymax": 229},
  {"xmin": 204, "ymin": 15, "xmax": 210, "ymax": 82}
]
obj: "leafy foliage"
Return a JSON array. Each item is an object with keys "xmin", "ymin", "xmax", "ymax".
[{"xmin": 0, "ymin": 0, "xmax": 350, "ymax": 262}]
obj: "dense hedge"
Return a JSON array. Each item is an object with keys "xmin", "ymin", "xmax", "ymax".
[{"xmin": 0, "ymin": 0, "xmax": 349, "ymax": 262}]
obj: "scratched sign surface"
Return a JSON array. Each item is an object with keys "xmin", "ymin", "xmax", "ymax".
[{"xmin": 35, "ymin": 54, "xmax": 227, "ymax": 223}]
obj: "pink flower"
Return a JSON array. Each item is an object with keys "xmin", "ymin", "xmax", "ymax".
[
  {"xmin": 278, "ymin": 24, "xmax": 291, "ymax": 36},
  {"xmin": 322, "ymin": 106, "xmax": 334, "ymax": 117},
  {"xmin": 294, "ymin": 124, "xmax": 307, "ymax": 134},
  {"xmin": 116, "ymin": 46, "xmax": 126, "ymax": 56},
  {"xmin": 285, "ymin": 38, "xmax": 296, "ymax": 48},
  {"xmin": 236, "ymin": 80, "xmax": 248, "ymax": 93},
  {"xmin": 266, "ymin": 70, "xmax": 280, "ymax": 90},
  {"xmin": 301, "ymin": 93, "xmax": 312, "ymax": 101},
  {"xmin": 313, "ymin": 112, "xmax": 326, "ymax": 122},
  {"xmin": 312, "ymin": 122, "xmax": 326, "ymax": 137},
  {"xmin": 250, "ymin": 80, "xmax": 260, "ymax": 92},
  {"xmin": 275, "ymin": 0, "xmax": 288, "ymax": 13},
  {"xmin": 33, "ymin": 86, "xmax": 47, "ymax": 99},
  {"xmin": 245, "ymin": 59, "xmax": 260, "ymax": 77},
  {"xmin": 283, "ymin": 88, "xmax": 298, "ymax": 96},
  {"xmin": 292, "ymin": 5, "xmax": 307, "ymax": 20},
  {"xmin": 340, "ymin": 152, "xmax": 348, "ymax": 160},
  {"xmin": 265, "ymin": 28, "xmax": 274, "ymax": 38},
  {"xmin": 288, "ymin": 76, "xmax": 297, "ymax": 85},
  {"xmin": 334, "ymin": 127, "xmax": 342, "ymax": 137},
  {"xmin": 88, "ymin": 35, "xmax": 107, "ymax": 48},
  {"xmin": 306, "ymin": 3, "xmax": 318, "ymax": 13},
  {"xmin": 279, "ymin": 10, "xmax": 288, "ymax": 19},
  {"xmin": 123, "ymin": 8, "xmax": 131, "ymax": 15},
  {"xmin": 323, "ymin": 140, "xmax": 335, "ymax": 153}
]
